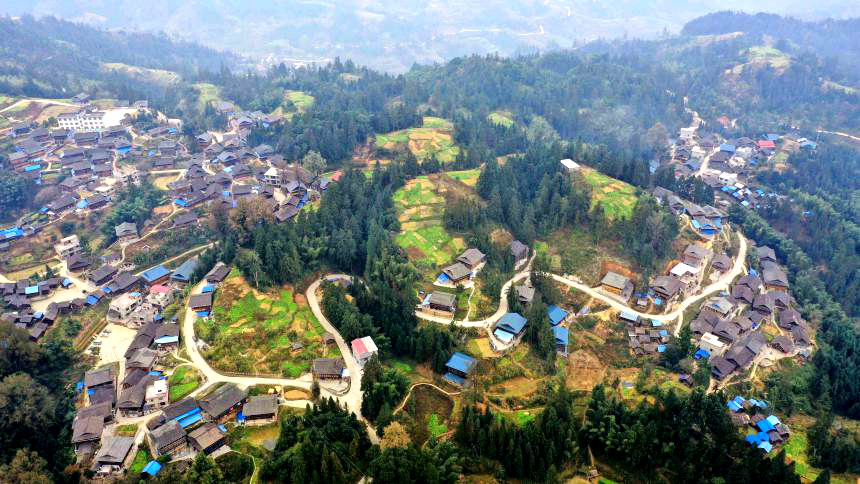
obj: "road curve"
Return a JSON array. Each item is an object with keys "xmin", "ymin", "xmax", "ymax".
[
  {"xmin": 305, "ymin": 275, "xmax": 380, "ymax": 444},
  {"xmin": 415, "ymin": 233, "xmax": 747, "ymax": 338}
]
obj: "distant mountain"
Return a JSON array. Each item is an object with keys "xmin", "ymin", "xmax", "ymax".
[
  {"xmin": 682, "ymin": 11, "xmax": 860, "ymax": 75},
  {"xmin": 0, "ymin": 15, "xmax": 237, "ymax": 98},
  {"xmin": 3, "ymin": 1, "xmax": 860, "ymax": 73}
]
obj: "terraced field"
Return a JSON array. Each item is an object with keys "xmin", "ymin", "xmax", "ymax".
[
  {"xmin": 375, "ymin": 116, "xmax": 460, "ymax": 162},
  {"xmin": 580, "ymin": 167, "xmax": 638, "ymax": 220},
  {"xmin": 394, "ymin": 176, "xmax": 465, "ymax": 270}
]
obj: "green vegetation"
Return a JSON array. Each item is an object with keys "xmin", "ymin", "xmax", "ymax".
[
  {"xmin": 422, "ymin": 116, "xmax": 453, "ymax": 130},
  {"xmin": 445, "ymin": 168, "xmax": 481, "ymax": 187},
  {"xmin": 115, "ymin": 424, "xmax": 138, "ymax": 437},
  {"xmin": 194, "ymin": 82, "xmax": 222, "ymax": 110},
  {"xmin": 129, "ymin": 448, "xmax": 151, "ymax": 474},
  {"xmin": 784, "ymin": 431, "xmax": 818, "ymax": 481},
  {"xmin": 101, "ymin": 63, "xmax": 180, "ymax": 85},
  {"xmin": 197, "ymin": 276, "xmax": 339, "ymax": 377},
  {"xmin": 285, "ymin": 90, "xmax": 315, "ymax": 111},
  {"xmin": 581, "ymin": 167, "xmax": 638, "ymax": 220},
  {"xmin": 745, "ymin": 45, "xmax": 792, "ymax": 70},
  {"xmin": 168, "ymin": 366, "xmax": 201, "ymax": 402},
  {"xmin": 488, "ymin": 111, "xmax": 514, "ymax": 127},
  {"xmin": 428, "ymin": 414, "xmax": 448, "ymax": 437}
]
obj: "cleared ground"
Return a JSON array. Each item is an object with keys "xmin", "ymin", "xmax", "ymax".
[
  {"xmin": 197, "ymin": 275, "xmax": 340, "ymax": 377},
  {"xmin": 393, "ymin": 176, "xmax": 465, "ymax": 270}
]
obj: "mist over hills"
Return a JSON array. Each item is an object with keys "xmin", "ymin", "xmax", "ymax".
[{"xmin": 3, "ymin": 0, "xmax": 860, "ymax": 72}]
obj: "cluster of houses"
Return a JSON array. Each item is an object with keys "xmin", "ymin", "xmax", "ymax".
[
  {"xmin": 209, "ymin": 103, "xmax": 283, "ymax": 133},
  {"xmin": 621, "ymin": 312, "xmax": 671, "ymax": 355},
  {"xmin": 725, "ymin": 396, "xmax": 791, "ymax": 454},
  {"xmin": 439, "ymin": 248, "xmax": 486, "ymax": 285},
  {"xmin": 106, "ymin": 258, "xmax": 199, "ymax": 328},
  {"xmin": 688, "ymin": 246, "xmax": 811, "ymax": 382},
  {"xmin": 601, "ymin": 242, "xmax": 732, "ymax": 316},
  {"xmin": 73, "ymin": 373, "xmax": 279, "ymax": 476},
  {"xmin": 1, "ymin": 276, "xmax": 75, "ymax": 340},
  {"xmin": 652, "ymin": 187, "xmax": 726, "ymax": 239}
]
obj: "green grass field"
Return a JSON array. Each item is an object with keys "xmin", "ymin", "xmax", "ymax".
[
  {"xmin": 102, "ymin": 63, "xmax": 180, "ymax": 85},
  {"xmin": 168, "ymin": 366, "xmax": 201, "ymax": 402},
  {"xmin": 129, "ymin": 449, "xmax": 151, "ymax": 474},
  {"xmin": 488, "ymin": 111, "xmax": 515, "ymax": 127},
  {"xmin": 285, "ymin": 90, "xmax": 315, "ymax": 111},
  {"xmin": 445, "ymin": 168, "xmax": 481, "ymax": 187},
  {"xmin": 194, "ymin": 83, "xmax": 223, "ymax": 111},
  {"xmin": 581, "ymin": 168, "xmax": 638, "ymax": 220},
  {"xmin": 374, "ymin": 117, "xmax": 459, "ymax": 162},
  {"xmin": 116, "ymin": 424, "xmax": 138, "ymax": 437},
  {"xmin": 198, "ymin": 277, "xmax": 340, "ymax": 377},
  {"xmin": 783, "ymin": 431, "xmax": 819, "ymax": 481},
  {"xmin": 745, "ymin": 45, "xmax": 792, "ymax": 70}
]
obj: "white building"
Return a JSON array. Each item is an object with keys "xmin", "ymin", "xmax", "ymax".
[
  {"xmin": 54, "ymin": 235, "xmax": 82, "ymax": 259},
  {"xmin": 351, "ymin": 336, "xmax": 378, "ymax": 366},
  {"xmin": 560, "ymin": 159, "xmax": 580, "ymax": 172},
  {"xmin": 679, "ymin": 127, "xmax": 697, "ymax": 140},
  {"xmin": 700, "ymin": 332, "xmax": 726, "ymax": 356},
  {"xmin": 108, "ymin": 293, "xmax": 141, "ymax": 323},
  {"xmin": 57, "ymin": 110, "xmax": 109, "ymax": 132},
  {"xmin": 145, "ymin": 379, "xmax": 169, "ymax": 411},
  {"xmin": 264, "ymin": 167, "xmax": 282, "ymax": 186}
]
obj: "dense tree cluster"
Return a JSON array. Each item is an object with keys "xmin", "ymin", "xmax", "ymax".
[
  {"xmin": 99, "ymin": 178, "xmax": 165, "ymax": 246},
  {"xmin": 585, "ymin": 384, "xmax": 802, "ymax": 482},
  {"xmin": 0, "ymin": 324, "xmax": 79, "ymax": 479},
  {"xmin": 359, "ymin": 356, "xmax": 409, "ymax": 423},
  {"xmin": 455, "ymin": 387, "xmax": 580, "ymax": 480},
  {"xmin": 260, "ymin": 398, "xmax": 373, "ymax": 484}
]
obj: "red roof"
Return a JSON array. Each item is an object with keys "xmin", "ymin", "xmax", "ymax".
[
  {"xmin": 758, "ymin": 140, "xmax": 776, "ymax": 149},
  {"xmin": 330, "ymin": 170, "xmax": 343, "ymax": 182},
  {"xmin": 150, "ymin": 284, "xmax": 172, "ymax": 294}
]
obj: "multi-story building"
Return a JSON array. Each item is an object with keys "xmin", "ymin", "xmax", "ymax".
[{"xmin": 57, "ymin": 110, "xmax": 109, "ymax": 132}]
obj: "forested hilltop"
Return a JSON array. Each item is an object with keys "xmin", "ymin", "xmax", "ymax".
[{"xmin": 3, "ymin": 10, "xmax": 860, "ymax": 484}]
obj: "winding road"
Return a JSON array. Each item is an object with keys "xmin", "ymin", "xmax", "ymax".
[{"xmin": 415, "ymin": 233, "xmax": 747, "ymax": 338}]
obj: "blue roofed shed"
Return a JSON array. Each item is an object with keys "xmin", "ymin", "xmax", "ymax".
[
  {"xmin": 547, "ymin": 305, "xmax": 568, "ymax": 326},
  {"xmin": 446, "ymin": 352, "xmax": 477, "ymax": 377},
  {"xmin": 142, "ymin": 460, "xmax": 162, "ymax": 476},
  {"xmin": 493, "ymin": 328, "xmax": 514, "ymax": 344},
  {"xmin": 720, "ymin": 143, "xmax": 736, "ymax": 153},
  {"xmin": 496, "ymin": 312, "xmax": 527, "ymax": 335},
  {"xmin": 553, "ymin": 326, "xmax": 569, "ymax": 355}
]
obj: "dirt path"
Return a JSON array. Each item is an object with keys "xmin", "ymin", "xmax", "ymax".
[
  {"xmin": 817, "ymin": 129, "xmax": 860, "ymax": 143},
  {"xmin": 0, "ymin": 98, "xmax": 79, "ymax": 113},
  {"xmin": 393, "ymin": 382, "xmax": 461, "ymax": 415}
]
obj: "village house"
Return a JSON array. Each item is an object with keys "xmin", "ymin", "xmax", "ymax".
[
  {"xmin": 444, "ymin": 352, "xmax": 477, "ymax": 386},
  {"xmin": 426, "ymin": 291, "xmax": 457, "ymax": 314},
  {"xmin": 72, "ymin": 415, "xmax": 104, "ymax": 455},
  {"xmin": 149, "ymin": 420, "xmax": 189, "ymax": 458},
  {"xmin": 108, "ymin": 293, "xmax": 141, "ymax": 323},
  {"xmin": 205, "ymin": 262, "xmax": 231, "ymax": 285},
  {"xmin": 188, "ymin": 422, "xmax": 227, "ymax": 455},
  {"xmin": 515, "ymin": 284, "xmax": 535, "ymax": 306},
  {"xmin": 351, "ymin": 336, "xmax": 379, "ymax": 366},
  {"xmin": 683, "ymin": 244, "xmax": 711, "ymax": 267},
  {"xmin": 510, "ymin": 240, "xmax": 529, "ymax": 265},
  {"xmin": 493, "ymin": 312, "xmax": 528, "ymax": 345},
  {"xmin": 115, "ymin": 222, "xmax": 138, "ymax": 242},
  {"xmin": 144, "ymin": 379, "xmax": 169, "ymax": 412},
  {"xmin": 200, "ymin": 383, "xmax": 247, "ymax": 421},
  {"xmin": 457, "ymin": 248, "xmax": 486, "ymax": 269},
  {"xmin": 189, "ymin": 293, "xmax": 213, "ymax": 314},
  {"xmin": 560, "ymin": 158, "xmax": 580, "ymax": 172},
  {"xmin": 762, "ymin": 265, "xmax": 789, "ymax": 290},
  {"xmin": 54, "ymin": 235, "xmax": 82, "ymax": 260},
  {"xmin": 599, "ymin": 271, "xmax": 634, "ymax": 301},
  {"xmin": 242, "ymin": 395, "xmax": 279, "ymax": 425},
  {"xmin": 141, "ymin": 265, "xmax": 171, "ymax": 287},
  {"xmin": 651, "ymin": 275, "xmax": 684, "ymax": 302},
  {"xmin": 442, "ymin": 262, "xmax": 471, "ymax": 284},
  {"xmin": 90, "ymin": 265, "xmax": 119, "ymax": 286},
  {"xmin": 93, "ymin": 436, "xmax": 135, "ymax": 475},
  {"xmin": 711, "ymin": 253, "xmax": 732, "ymax": 273},
  {"xmin": 703, "ymin": 296, "xmax": 735, "ymax": 319},
  {"xmin": 313, "ymin": 358, "xmax": 346, "ymax": 380},
  {"xmin": 699, "ymin": 332, "xmax": 726, "ymax": 356}
]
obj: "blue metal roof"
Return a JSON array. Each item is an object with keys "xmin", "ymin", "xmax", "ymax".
[
  {"xmin": 553, "ymin": 326, "xmax": 568, "ymax": 345},
  {"xmin": 720, "ymin": 143, "xmax": 736, "ymax": 153},
  {"xmin": 170, "ymin": 257, "xmax": 199, "ymax": 282},
  {"xmin": 141, "ymin": 265, "xmax": 170, "ymax": 283},
  {"xmin": 202, "ymin": 284, "xmax": 216, "ymax": 293},
  {"xmin": 443, "ymin": 372, "xmax": 466, "ymax": 386},
  {"xmin": 493, "ymin": 328, "xmax": 514, "ymax": 344},
  {"xmin": 178, "ymin": 412, "xmax": 203, "ymax": 428},
  {"xmin": 154, "ymin": 335, "xmax": 179, "ymax": 344},
  {"xmin": 445, "ymin": 352, "xmax": 477, "ymax": 374},
  {"xmin": 547, "ymin": 305, "xmax": 568, "ymax": 326},
  {"xmin": 173, "ymin": 407, "xmax": 201, "ymax": 422},
  {"xmin": 619, "ymin": 311, "xmax": 639, "ymax": 321},
  {"xmin": 142, "ymin": 460, "xmax": 162, "ymax": 476},
  {"xmin": 25, "ymin": 286, "xmax": 39, "ymax": 295},
  {"xmin": 86, "ymin": 295, "xmax": 99, "ymax": 306},
  {"xmin": 497, "ymin": 312, "xmax": 527, "ymax": 334},
  {"xmin": 757, "ymin": 419, "xmax": 775, "ymax": 432}
]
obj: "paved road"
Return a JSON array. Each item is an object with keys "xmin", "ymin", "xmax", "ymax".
[
  {"xmin": 181, "ymin": 280, "xmax": 313, "ymax": 391},
  {"xmin": 305, "ymin": 275, "xmax": 380, "ymax": 444},
  {"xmin": 415, "ymin": 234, "xmax": 747, "ymax": 339},
  {"xmin": 817, "ymin": 129, "xmax": 860, "ymax": 143}
]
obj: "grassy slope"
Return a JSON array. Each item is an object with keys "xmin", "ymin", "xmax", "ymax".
[
  {"xmin": 374, "ymin": 116, "xmax": 460, "ymax": 162},
  {"xmin": 580, "ymin": 167, "xmax": 638, "ymax": 220}
]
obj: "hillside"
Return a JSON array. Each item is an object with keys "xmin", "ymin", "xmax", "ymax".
[
  {"xmin": 0, "ymin": 16, "xmax": 238, "ymax": 99},
  {"xmin": 4, "ymin": 1, "xmax": 860, "ymax": 73}
]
